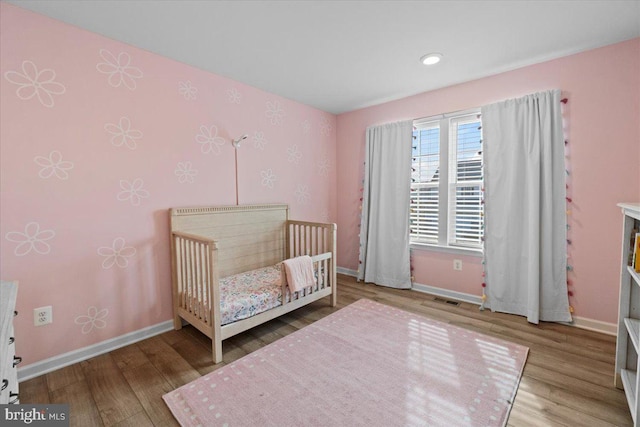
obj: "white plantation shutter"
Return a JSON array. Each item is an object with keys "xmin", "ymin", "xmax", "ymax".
[
  {"xmin": 410, "ymin": 121, "xmax": 440, "ymax": 243},
  {"xmin": 448, "ymin": 114, "xmax": 483, "ymax": 247},
  {"xmin": 411, "ymin": 110, "xmax": 483, "ymax": 250}
]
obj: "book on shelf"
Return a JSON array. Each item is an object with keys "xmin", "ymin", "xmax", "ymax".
[
  {"xmin": 634, "ymin": 232, "xmax": 640, "ymax": 273},
  {"xmin": 629, "ymin": 227, "xmax": 638, "ymax": 267}
]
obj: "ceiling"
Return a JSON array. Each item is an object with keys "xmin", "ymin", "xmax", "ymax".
[{"xmin": 6, "ymin": 0, "xmax": 640, "ymax": 114}]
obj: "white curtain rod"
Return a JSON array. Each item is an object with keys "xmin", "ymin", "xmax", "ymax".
[{"xmin": 414, "ymin": 107, "xmax": 480, "ymax": 126}]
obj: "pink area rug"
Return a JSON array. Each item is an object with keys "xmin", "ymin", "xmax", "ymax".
[{"xmin": 163, "ymin": 299, "xmax": 528, "ymax": 427}]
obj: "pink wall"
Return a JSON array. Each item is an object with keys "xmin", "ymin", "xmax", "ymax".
[
  {"xmin": 336, "ymin": 38, "xmax": 640, "ymax": 324},
  {"xmin": 2, "ymin": 3, "xmax": 637, "ymax": 370},
  {"xmin": 0, "ymin": 3, "xmax": 336, "ymax": 366}
]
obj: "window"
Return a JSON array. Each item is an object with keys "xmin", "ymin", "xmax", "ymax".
[{"xmin": 410, "ymin": 110, "xmax": 483, "ymax": 251}]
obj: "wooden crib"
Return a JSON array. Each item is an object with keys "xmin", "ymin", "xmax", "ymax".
[{"xmin": 169, "ymin": 204, "xmax": 337, "ymax": 363}]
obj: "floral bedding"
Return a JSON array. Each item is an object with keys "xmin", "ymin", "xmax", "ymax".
[{"xmin": 219, "ymin": 264, "xmax": 283, "ymax": 326}]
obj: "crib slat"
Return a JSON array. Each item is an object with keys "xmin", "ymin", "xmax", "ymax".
[
  {"xmin": 313, "ymin": 225, "xmax": 316, "ymax": 255},
  {"xmin": 175, "ymin": 237, "xmax": 181, "ymax": 309},
  {"xmin": 205, "ymin": 242, "xmax": 209, "ymax": 321},
  {"xmin": 199, "ymin": 242, "xmax": 206, "ymax": 321},
  {"xmin": 180, "ymin": 237, "xmax": 187, "ymax": 310},
  {"xmin": 184, "ymin": 238, "xmax": 190, "ymax": 313},
  {"xmin": 201, "ymin": 242, "xmax": 206, "ymax": 320},
  {"xmin": 197, "ymin": 242, "xmax": 202, "ymax": 318},
  {"xmin": 171, "ymin": 234, "xmax": 181, "ymax": 330},
  {"xmin": 186, "ymin": 238, "xmax": 191, "ymax": 310},
  {"xmin": 190, "ymin": 240, "xmax": 197, "ymax": 315},
  {"xmin": 189, "ymin": 242, "xmax": 200, "ymax": 318},
  {"xmin": 196, "ymin": 241, "xmax": 202, "ymax": 320},
  {"xmin": 203, "ymin": 243, "xmax": 209, "ymax": 325},
  {"xmin": 209, "ymin": 241, "xmax": 222, "ymax": 363},
  {"xmin": 299, "ymin": 224, "xmax": 304, "ymax": 256},
  {"xmin": 200, "ymin": 242, "xmax": 206, "ymax": 322}
]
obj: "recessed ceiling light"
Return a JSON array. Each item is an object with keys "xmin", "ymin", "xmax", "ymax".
[{"xmin": 420, "ymin": 53, "xmax": 443, "ymax": 66}]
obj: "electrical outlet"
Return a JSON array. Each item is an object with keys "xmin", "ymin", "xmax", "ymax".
[
  {"xmin": 453, "ymin": 259, "xmax": 463, "ymax": 271},
  {"xmin": 33, "ymin": 306, "xmax": 52, "ymax": 326}
]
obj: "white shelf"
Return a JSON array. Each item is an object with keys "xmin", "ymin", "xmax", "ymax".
[
  {"xmin": 616, "ymin": 203, "xmax": 640, "ymax": 426},
  {"xmin": 620, "ymin": 203, "xmax": 640, "ymax": 221},
  {"xmin": 622, "ymin": 369, "xmax": 638, "ymax": 424},
  {"xmin": 626, "ymin": 318, "xmax": 640, "ymax": 354},
  {"xmin": 629, "ymin": 265, "xmax": 640, "ymax": 288}
]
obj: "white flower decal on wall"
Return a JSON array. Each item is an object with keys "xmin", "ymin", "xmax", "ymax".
[
  {"xmin": 319, "ymin": 117, "xmax": 332, "ymax": 136},
  {"xmin": 4, "ymin": 60, "xmax": 66, "ymax": 108},
  {"xmin": 97, "ymin": 237, "xmax": 136, "ymax": 269},
  {"xmin": 294, "ymin": 184, "xmax": 310, "ymax": 204},
  {"xmin": 117, "ymin": 178, "xmax": 149, "ymax": 206},
  {"xmin": 260, "ymin": 169, "xmax": 277, "ymax": 189},
  {"xmin": 96, "ymin": 49, "xmax": 143, "ymax": 90},
  {"xmin": 227, "ymin": 88, "xmax": 241, "ymax": 104},
  {"xmin": 74, "ymin": 306, "xmax": 109, "ymax": 334},
  {"xmin": 253, "ymin": 131, "xmax": 268, "ymax": 150},
  {"xmin": 5, "ymin": 222, "xmax": 55, "ymax": 256},
  {"xmin": 287, "ymin": 145, "xmax": 302, "ymax": 164},
  {"xmin": 196, "ymin": 125, "xmax": 226, "ymax": 155},
  {"xmin": 179, "ymin": 81, "xmax": 197, "ymax": 100},
  {"xmin": 265, "ymin": 100, "xmax": 285, "ymax": 125},
  {"xmin": 175, "ymin": 161, "xmax": 198, "ymax": 183},
  {"xmin": 302, "ymin": 120, "xmax": 311, "ymax": 135},
  {"xmin": 105, "ymin": 117, "xmax": 143, "ymax": 150},
  {"xmin": 318, "ymin": 157, "xmax": 330, "ymax": 177},
  {"xmin": 34, "ymin": 151, "xmax": 74, "ymax": 180}
]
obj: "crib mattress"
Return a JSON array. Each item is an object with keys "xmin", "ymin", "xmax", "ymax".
[{"xmin": 220, "ymin": 265, "xmax": 283, "ymax": 326}]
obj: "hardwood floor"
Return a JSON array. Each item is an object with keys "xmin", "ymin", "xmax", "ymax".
[{"xmin": 20, "ymin": 274, "xmax": 632, "ymax": 426}]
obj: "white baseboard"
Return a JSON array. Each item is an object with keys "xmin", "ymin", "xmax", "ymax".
[
  {"xmin": 359, "ymin": 275, "xmax": 618, "ymax": 337},
  {"xmin": 336, "ymin": 266, "xmax": 357, "ymax": 277},
  {"xmin": 412, "ymin": 282, "xmax": 616, "ymax": 336},
  {"xmin": 411, "ymin": 282, "xmax": 483, "ymax": 305},
  {"xmin": 19, "ymin": 276, "xmax": 615, "ymax": 382},
  {"xmin": 18, "ymin": 320, "xmax": 174, "ymax": 382},
  {"xmin": 561, "ymin": 316, "xmax": 617, "ymax": 336},
  {"xmin": 337, "ymin": 269, "xmax": 481, "ymax": 306}
]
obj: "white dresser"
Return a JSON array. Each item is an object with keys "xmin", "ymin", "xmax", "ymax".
[{"xmin": 0, "ymin": 280, "xmax": 19, "ymax": 404}]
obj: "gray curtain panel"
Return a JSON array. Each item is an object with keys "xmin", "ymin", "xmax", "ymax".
[
  {"xmin": 482, "ymin": 89, "xmax": 571, "ymax": 323},
  {"xmin": 358, "ymin": 120, "xmax": 412, "ymax": 289}
]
